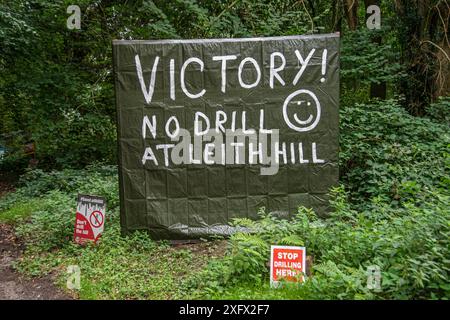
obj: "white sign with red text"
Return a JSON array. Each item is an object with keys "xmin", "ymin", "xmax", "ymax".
[{"xmin": 73, "ymin": 194, "xmax": 106, "ymax": 245}]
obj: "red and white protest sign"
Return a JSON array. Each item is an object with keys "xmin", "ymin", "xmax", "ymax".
[
  {"xmin": 270, "ymin": 245, "xmax": 306, "ymax": 288},
  {"xmin": 73, "ymin": 194, "xmax": 106, "ymax": 245}
]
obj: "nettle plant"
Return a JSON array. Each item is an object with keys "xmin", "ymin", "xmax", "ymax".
[
  {"xmin": 185, "ymin": 97, "xmax": 449, "ymax": 299},
  {"xmin": 339, "ymin": 99, "xmax": 449, "ymax": 208},
  {"xmin": 188, "ymin": 185, "xmax": 449, "ymax": 299}
]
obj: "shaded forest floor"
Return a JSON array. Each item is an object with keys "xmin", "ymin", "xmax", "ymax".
[
  {"xmin": 0, "ymin": 173, "xmax": 229, "ymax": 300},
  {"xmin": 0, "ymin": 172, "xmax": 16, "ymax": 198}
]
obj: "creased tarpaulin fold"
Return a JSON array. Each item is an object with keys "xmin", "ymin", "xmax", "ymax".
[{"xmin": 113, "ymin": 34, "xmax": 340, "ymax": 240}]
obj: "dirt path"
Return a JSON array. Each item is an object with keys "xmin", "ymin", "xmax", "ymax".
[{"xmin": 0, "ymin": 223, "xmax": 72, "ymax": 300}]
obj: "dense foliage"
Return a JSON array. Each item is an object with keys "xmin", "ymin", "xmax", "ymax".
[
  {"xmin": 0, "ymin": 164, "xmax": 224, "ymax": 299},
  {"xmin": 1, "ymin": 97, "xmax": 448, "ymax": 299},
  {"xmin": 0, "ymin": 0, "xmax": 449, "ymax": 300},
  {"xmin": 184, "ymin": 100, "xmax": 450, "ymax": 300},
  {"xmin": 1, "ymin": 0, "xmax": 448, "ymax": 170}
]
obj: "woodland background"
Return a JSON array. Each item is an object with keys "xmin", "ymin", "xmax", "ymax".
[{"xmin": 0, "ymin": 0, "xmax": 449, "ymax": 300}]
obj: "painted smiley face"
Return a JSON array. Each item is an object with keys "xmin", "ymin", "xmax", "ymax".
[{"xmin": 282, "ymin": 89, "xmax": 321, "ymax": 132}]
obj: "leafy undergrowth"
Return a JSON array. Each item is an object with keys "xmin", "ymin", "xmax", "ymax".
[
  {"xmin": 15, "ymin": 220, "xmax": 225, "ymax": 299},
  {"xmin": 0, "ymin": 98, "xmax": 449, "ymax": 299},
  {"xmin": 0, "ymin": 198, "xmax": 43, "ymax": 224},
  {"xmin": 184, "ymin": 189, "xmax": 449, "ymax": 299},
  {"xmin": 182, "ymin": 99, "xmax": 450, "ymax": 300},
  {"xmin": 0, "ymin": 165, "xmax": 227, "ymax": 299}
]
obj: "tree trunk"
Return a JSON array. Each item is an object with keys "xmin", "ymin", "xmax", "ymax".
[
  {"xmin": 343, "ymin": 0, "xmax": 359, "ymax": 30},
  {"xmin": 394, "ymin": 0, "xmax": 449, "ymax": 115},
  {"xmin": 364, "ymin": 0, "xmax": 386, "ymax": 99},
  {"xmin": 331, "ymin": 0, "xmax": 343, "ymax": 32}
]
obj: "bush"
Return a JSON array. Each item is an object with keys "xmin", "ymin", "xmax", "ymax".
[
  {"xmin": 340, "ymin": 99, "xmax": 449, "ymax": 208},
  {"xmin": 3, "ymin": 98, "xmax": 449, "ymax": 300},
  {"xmin": 186, "ymin": 187, "xmax": 449, "ymax": 300},
  {"xmin": 15, "ymin": 191, "xmax": 75, "ymax": 251},
  {"xmin": 426, "ymin": 97, "xmax": 450, "ymax": 125},
  {"xmin": 7, "ymin": 165, "xmax": 119, "ymax": 251},
  {"xmin": 184, "ymin": 98, "xmax": 450, "ymax": 300}
]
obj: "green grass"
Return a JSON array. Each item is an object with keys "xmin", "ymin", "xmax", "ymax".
[
  {"xmin": 0, "ymin": 199, "xmax": 43, "ymax": 224},
  {"xmin": 0, "ymin": 168, "xmax": 228, "ymax": 300},
  {"xmin": 13, "ymin": 216, "xmax": 227, "ymax": 299},
  {"xmin": 198, "ymin": 283, "xmax": 311, "ymax": 300}
]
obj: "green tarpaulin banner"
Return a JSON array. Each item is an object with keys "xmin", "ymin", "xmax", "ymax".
[{"xmin": 113, "ymin": 34, "xmax": 340, "ymax": 240}]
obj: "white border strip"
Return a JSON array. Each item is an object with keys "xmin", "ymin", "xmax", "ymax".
[{"xmin": 112, "ymin": 33, "xmax": 339, "ymax": 46}]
